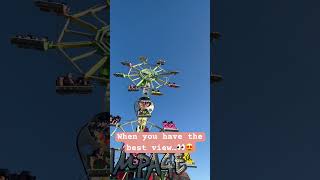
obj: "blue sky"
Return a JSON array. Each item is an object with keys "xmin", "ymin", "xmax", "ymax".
[{"xmin": 110, "ymin": 0, "xmax": 210, "ymax": 179}]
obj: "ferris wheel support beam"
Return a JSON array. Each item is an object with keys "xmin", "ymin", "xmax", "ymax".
[
  {"xmin": 53, "ymin": 41, "xmax": 95, "ymax": 49},
  {"xmin": 71, "ymin": 50, "xmax": 98, "ymax": 62},
  {"xmin": 64, "ymin": 29, "xmax": 95, "ymax": 38},
  {"xmin": 57, "ymin": 47, "xmax": 84, "ymax": 73},
  {"xmin": 156, "ymin": 78, "xmax": 168, "ymax": 85},
  {"xmin": 153, "ymin": 65, "xmax": 161, "ymax": 71},
  {"xmin": 72, "ymin": 5, "xmax": 108, "ymax": 18},
  {"xmin": 85, "ymin": 56, "xmax": 107, "ymax": 78},
  {"xmin": 58, "ymin": 19, "xmax": 70, "ymax": 42},
  {"xmin": 92, "ymin": 13, "xmax": 107, "ymax": 26},
  {"xmin": 69, "ymin": 17, "xmax": 98, "ymax": 32}
]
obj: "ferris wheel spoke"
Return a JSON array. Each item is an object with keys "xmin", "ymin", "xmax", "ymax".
[
  {"xmin": 130, "ymin": 77, "xmax": 141, "ymax": 82},
  {"xmin": 65, "ymin": 29, "xmax": 95, "ymax": 38},
  {"xmin": 153, "ymin": 80, "xmax": 163, "ymax": 89},
  {"xmin": 128, "ymin": 67, "xmax": 138, "ymax": 74},
  {"xmin": 96, "ymin": 43, "xmax": 108, "ymax": 55},
  {"xmin": 111, "ymin": 127, "xmax": 118, "ymax": 137},
  {"xmin": 130, "ymin": 69, "xmax": 140, "ymax": 75},
  {"xmin": 158, "ymin": 72, "xmax": 170, "ymax": 76},
  {"xmin": 158, "ymin": 71, "xmax": 179, "ymax": 76},
  {"xmin": 130, "ymin": 122, "xmax": 135, "ymax": 132},
  {"xmin": 155, "ymin": 68, "xmax": 164, "ymax": 73},
  {"xmin": 157, "ymin": 78, "xmax": 167, "ymax": 83},
  {"xmin": 153, "ymin": 65, "xmax": 161, "ymax": 71},
  {"xmin": 128, "ymin": 68, "xmax": 140, "ymax": 76},
  {"xmin": 121, "ymin": 121, "xmax": 133, "ymax": 127},
  {"xmin": 70, "ymin": 17, "xmax": 98, "ymax": 32},
  {"xmin": 150, "ymin": 81, "xmax": 155, "ymax": 89},
  {"xmin": 72, "ymin": 5, "xmax": 108, "ymax": 18},
  {"xmin": 71, "ymin": 49, "xmax": 98, "ymax": 62},
  {"xmin": 91, "ymin": 12, "xmax": 107, "ymax": 26},
  {"xmin": 85, "ymin": 56, "xmax": 107, "ymax": 78},
  {"xmin": 127, "ymin": 74, "xmax": 139, "ymax": 77},
  {"xmin": 132, "ymin": 63, "xmax": 142, "ymax": 67},
  {"xmin": 58, "ymin": 47, "xmax": 83, "ymax": 73},
  {"xmin": 90, "ymin": 75, "xmax": 108, "ymax": 82},
  {"xmin": 156, "ymin": 78, "xmax": 168, "ymax": 88},
  {"xmin": 90, "ymin": 5, "xmax": 109, "ymax": 14},
  {"xmin": 58, "ymin": 19, "xmax": 70, "ymax": 42},
  {"xmin": 57, "ymin": 22, "xmax": 70, "ymax": 43},
  {"xmin": 54, "ymin": 41, "xmax": 95, "ymax": 49},
  {"xmin": 130, "ymin": 74, "xmax": 139, "ymax": 79},
  {"xmin": 132, "ymin": 63, "xmax": 144, "ymax": 69},
  {"xmin": 119, "ymin": 125, "xmax": 126, "ymax": 132},
  {"xmin": 136, "ymin": 79, "xmax": 144, "ymax": 87},
  {"xmin": 136, "ymin": 77, "xmax": 148, "ymax": 87},
  {"xmin": 131, "ymin": 66, "xmax": 142, "ymax": 72}
]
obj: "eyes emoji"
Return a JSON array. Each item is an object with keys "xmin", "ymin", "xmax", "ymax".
[{"xmin": 177, "ymin": 144, "xmax": 185, "ymax": 150}]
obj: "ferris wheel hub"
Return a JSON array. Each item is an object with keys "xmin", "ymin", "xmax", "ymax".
[
  {"xmin": 114, "ymin": 58, "xmax": 179, "ymax": 97},
  {"xmin": 140, "ymin": 68, "xmax": 157, "ymax": 81}
]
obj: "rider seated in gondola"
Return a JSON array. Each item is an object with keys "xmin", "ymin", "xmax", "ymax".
[
  {"xmin": 168, "ymin": 121, "xmax": 177, "ymax": 129},
  {"xmin": 162, "ymin": 121, "xmax": 168, "ymax": 128},
  {"xmin": 76, "ymin": 76, "xmax": 90, "ymax": 86},
  {"xmin": 151, "ymin": 89, "xmax": 162, "ymax": 95},
  {"xmin": 162, "ymin": 121, "xmax": 178, "ymax": 130},
  {"xmin": 56, "ymin": 76, "xmax": 64, "ymax": 86},
  {"xmin": 157, "ymin": 59, "xmax": 165, "ymax": 65},
  {"xmin": 109, "ymin": 115, "xmax": 121, "ymax": 125},
  {"xmin": 62, "ymin": 73, "xmax": 75, "ymax": 86},
  {"xmin": 128, "ymin": 85, "xmax": 138, "ymax": 91}
]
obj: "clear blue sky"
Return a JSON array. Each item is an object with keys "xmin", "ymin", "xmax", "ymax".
[{"xmin": 110, "ymin": 0, "xmax": 211, "ymax": 179}]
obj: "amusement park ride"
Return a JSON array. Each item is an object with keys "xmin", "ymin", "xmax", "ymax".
[
  {"xmin": 11, "ymin": 1, "xmax": 110, "ymax": 180},
  {"xmin": 110, "ymin": 57, "xmax": 195, "ymax": 179},
  {"xmin": 114, "ymin": 57, "xmax": 179, "ymax": 97},
  {"xmin": 10, "ymin": 1, "xmax": 212, "ymax": 179},
  {"xmin": 11, "ymin": 0, "xmax": 110, "ymax": 95}
]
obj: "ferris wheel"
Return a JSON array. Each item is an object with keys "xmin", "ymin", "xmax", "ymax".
[
  {"xmin": 11, "ymin": 1, "xmax": 110, "ymax": 180},
  {"xmin": 114, "ymin": 56, "xmax": 180, "ymax": 96},
  {"xmin": 11, "ymin": 0, "xmax": 110, "ymax": 86}
]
